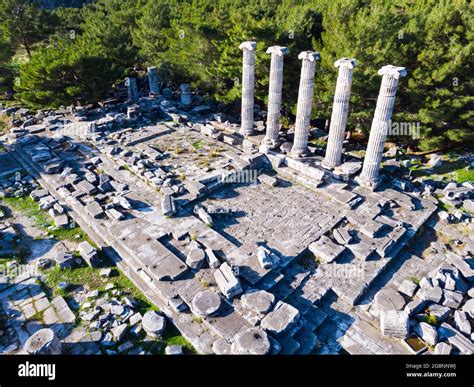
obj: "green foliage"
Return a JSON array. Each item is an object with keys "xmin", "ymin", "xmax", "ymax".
[
  {"xmin": 0, "ymin": 113, "xmax": 12, "ymax": 133},
  {"xmin": 2, "ymin": 194, "xmax": 92, "ymax": 243},
  {"xmin": 15, "ymin": 38, "xmax": 121, "ymax": 107},
  {"xmin": 40, "ymin": 263, "xmax": 195, "ymax": 352},
  {"xmin": 1, "ymin": 0, "xmax": 472, "ymax": 150},
  {"xmin": 79, "ymin": 0, "xmax": 143, "ymax": 68},
  {"xmin": 0, "ymin": 30, "xmax": 15, "ymax": 95},
  {"xmin": 12, "ymin": 0, "xmax": 144, "ymax": 107},
  {"xmin": 0, "ymin": 0, "xmax": 55, "ymax": 57},
  {"xmin": 423, "ymin": 314, "xmax": 438, "ymax": 326},
  {"xmin": 41, "ymin": 264, "xmax": 154, "ymax": 313},
  {"xmin": 317, "ymin": 0, "xmax": 473, "ymax": 149},
  {"xmin": 52, "ymin": 6, "xmax": 85, "ymax": 37}
]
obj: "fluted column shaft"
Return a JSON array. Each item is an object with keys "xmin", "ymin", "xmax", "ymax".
[
  {"xmin": 322, "ymin": 58, "xmax": 356, "ymax": 169},
  {"xmin": 359, "ymin": 65, "xmax": 407, "ymax": 186},
  {"xmin": 290, "ymin": 51, "xmax": 320, "ymax": 157},
  {"xmin": 263, "ymin": 46, "xmax": 288, "ymax": 147},
  {"xmin": 239, "ymin": 42, "xmax": 257, "ymax": 136}
]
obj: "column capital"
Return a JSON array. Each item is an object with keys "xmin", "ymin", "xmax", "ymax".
[
  {"xmin": 298, "ymin": 51, "xmax": 320, "ymax": 62},
  {"xmin": 378, "ymin": 65, "xmax": 407, "ymax": 79},
  {"xmin": 239, "ymin": 41, "xmax": 257, "ymax": 51},
  {"xmin": 266, "ymin": 46, "xmax": 289, "ymax": 56},
  {"xmin": 334, "ymin": 57, "xmax": 356, "ymax": 69}
]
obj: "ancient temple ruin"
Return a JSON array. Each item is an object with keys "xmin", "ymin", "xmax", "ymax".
[
  {"xmin": 241, "ymin": 43, "xmax": 406, "ymax": 190},
  {"xmin": 1, "ymin": 39, "xmax": 470, "ymax": 358}
]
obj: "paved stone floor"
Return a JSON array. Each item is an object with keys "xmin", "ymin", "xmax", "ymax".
[
  {"xmin": 203, "ymin": 180, "xmax": 345, "ymax": 259},
  {"xmin": 0, "ymin": 153, "xmax": 21, "ymax": 178},
  {"xmin": 0, "ymin": 276, "xmax": 78, "ymax": 354},
  {"xmin": 2, "ymin": 109, "xmax": 470, "ymax": 355}
]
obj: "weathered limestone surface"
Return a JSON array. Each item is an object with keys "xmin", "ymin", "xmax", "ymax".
[
  {"xmin": 290, "ymin": 51, "xmax": 320, "ymax": 157},
  {"xmin": 24, "ymin": 328, "xmax": 62, "ymax": 355},
  {"xmin": 180, "ymin": 84, "xmax": 192, "ymax": 106},
  {"xmin": 263, "ymin": 46, "xmax": 288, "ymax": 148},
  {"xmin": 192, "ymin": 290, "xmax": 221, "ymax": 317},
  {"xmin": 260, "ymin": 301, "xmax": 300, "ymax": 336},
  {"xmin": 374, "ymin": 288, "xmax": 406, "ymax": 312},
  {"xmin": 380, "ymin": 310, "xmax": 408, "ymax": 338},
  {"xmin": 186, "ymin": 242, "xmax": 206, "ymax": 269},
  {"xmin": 239, "ymin": 41, "xmax": 257, "ymax": 136},
  {"xmin": 439, "ymin": 323, "xmax": 473, "ymax": 354},
  {"xmin": 231, "ymin": 327, "xmax": 271, "ymax": 355},
  {"xmin": 358, "ymin": 65, "xmax": 406, "ymax": 187},
  {"xmin": 322, "ymin": 58, "xmax": 356, "ymax": 169},
  {"xmin": 308, "ymin": 235, "xmax": 345, "ymax": 263},
  {"xmin": 3, "ymin": 77, "xmax": 446, "ymax": 356},
  {"xmin": 125, "ymin": 77, "xmax": 139, "ymax": 102},
  {"xmin": 241, "ymin": 289, "xmax": 275, "ymax": 314},
  {"xmin": 147, "ymin": 66, "xmax": 160, "ymax": 95},
  {"xmin": 161, "ymin": 194, "xmax": 176, "ymax": 216},
  {"xmin": 434, "ymin": 342, "xmax": 452, "ymax": 355},
  {"xmin": 414, "ymin": 322, "xmax": 438, "ymax": 346},
  {"xmin": 142, "ymin": 311, "xmax": 166, "ymax": 338},
  {"xmin": 214, "ymin": 262, "xmax": 242, "ymax": 298},
  {"xmin": 77, "ymin": 241, "xmax": 98, "ymax": 267},
  {"xmin": 165, "ymin": 344, "xmax": 183, "ymax": 355}
]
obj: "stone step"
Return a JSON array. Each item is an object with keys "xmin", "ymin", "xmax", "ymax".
[
  {"xmin": 269, "ymin": 335, "xmax": 282, "ymax": 354},
  {"xmin": 278, "ymin": 336, "xmax": 301, "ymax": 355},
  {"xmin": 271, "ymin": 264, "xmax": 311, "ymax": 301},
  {"xmin": 258, "ymin": 270, "xmax": 284, "ymax": 291},
  {"xmin": 293, "ymin": 328, "xmax": 319, "ymax": 354},
  {"xmin": 303, "ymin": 305, "xmax": 328, "ymax": 331}
]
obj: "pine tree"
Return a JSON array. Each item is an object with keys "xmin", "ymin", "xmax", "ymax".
[
  {"xmin": 0, "ymin": 0, "xmax": 54, "ymax": 57},
  {"xmin": 79, "ymin": 0, "xmax": 143, "ymax": 69},
  {"xmin": 315, "ymin": 0, "xmax": 473, "ymax": 150},
  {"xmin": 15, "ymin": 38, "xmax": 119, "ymax": 107},
  {"xmin": 0, "ymin": 30, "xmax": 14, "ymax": 95}
]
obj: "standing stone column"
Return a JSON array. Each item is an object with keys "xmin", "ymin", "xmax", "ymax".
[
  {"xmin": 125, "ymin": 77, "xmax": 139, "ymax": 102},
  {"xmin": 322, "ymin": 58, "xmax": 356, "ymax": 169},
  {"xmin": 180, "ymin": 84, "xmax": 192, "ymax": 106},
  {"xmin": 239, "ymin": 41, "xmax": 257, "ymax": 136},
  {"xmin": 262, "ymin": 46, "xmax": 288, "ymax": 148},
  {"xmin": 290, "ymin": 51, "xmax": 320, "ymax": 157},
  {"xmin": 147, "ymin": 66, "xmax": 160, "ymax": 95},
  {"xmin": 358, "ymin": 65, "xmax": 407, "ymax": 188}
]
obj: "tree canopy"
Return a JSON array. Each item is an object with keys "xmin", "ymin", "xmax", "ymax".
[{"xmin": 0, "ymin": 0, "xmax": 472, "ymax": 151}]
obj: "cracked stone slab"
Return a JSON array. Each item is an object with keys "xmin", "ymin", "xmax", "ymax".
[
  {"xmin": 374, "ymin": 288, "xmax": 406, "ymax": 312},
  {"xmin": 240, "ymin": 289, "xmax": 275, "ymax": 314},
  {"xmin": 309, "ymin": 235, "xmax": 345, "ymax": 263},
  {"xmin": 192, "ymin": 290, "xmax": 221, "ymax": 317},
  {"xmin": 231, "ymin": 327, "xmax": 271, "ymax": 355},
  {"xmin": 260, "ymin": 300, "xmax": 300, "ymax": 336}
]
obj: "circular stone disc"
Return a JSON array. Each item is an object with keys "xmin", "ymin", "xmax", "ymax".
[
  {"xmin": 192, "ymin": 290, "xmax": 221, "ymax": 317},
  {"xmin": 241, "ymin": 290, "xmax": 275, "ymax": 314},
  {"xmin": 232, "ymin": 327, "xmax": 271, "ymax": 355},
  {"xmin": 212, "ymin": 338, "xmax": 233, "ymax": 355},
  {"xmin": 24, "ymin": 328, "xmax": 58, "ymax": 354},
  {"xmin": 142, "ymin": 310, "xmax": 166, "ymax": 337}
]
